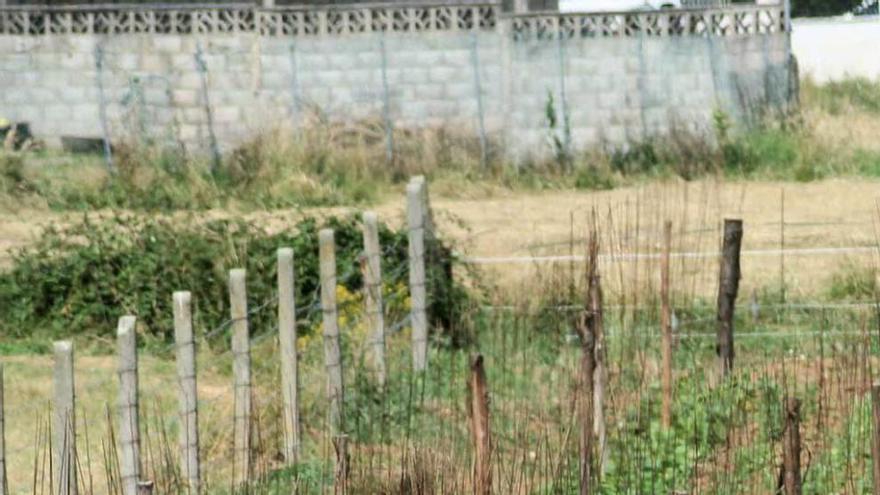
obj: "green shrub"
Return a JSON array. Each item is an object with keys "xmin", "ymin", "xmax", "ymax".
[
  {"xmin": 574, "ymin": 164, "xmax": 615, "ymax": 190},
  {"xmin": 0, "ymin": 214, "xmax": 470, "ymax": 348},
  {"xmin": 0, "ymin": 153, "xmax": 37, "ymax": 195},
  {"xmin": 828, "ymin": 262, "xmax": 876, "ymax": 301}
]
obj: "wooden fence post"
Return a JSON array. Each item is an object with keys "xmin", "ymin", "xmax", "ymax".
[
  {"xmin": 468, "ymin": 354, "xmax": 491, "ymax": 495},
  {"xmin": 716, "ymin": 218, "xmax": 743, "ymax": 379},
  {"xmin": 577, "ymin": 307, "xmax": 595, "ymax": 495},
  {"xmin": 0, "ymin": 363, "xmax": 6, "ymax": 495},
  {"xmin": 173, "ymin": 291, "xmax": 200, "ymax": 492},
  {"xmin": 871, "ymin": 382, "xmax": 880, "ymax": 495},
  {"xmin": 117, "ymin": 316, "xmax": 140, "ymax": 495},
  {"xmin": 278, "ymin": 248, "xmax": 301, "ymax": 465},
  {"xmin": 319, "ymin": 229, "xmax": 347, "ymax": 488},
  {"xmin": 229, "ymin": 268, "xmax": 252, "ymax": 485},
  {"xmin": 362, "ymin": 211, "xmax": 387, "ymax": 388},
  {"xmin": 781, "ymin": 397, "xmax": 802, "ymax": 495},
  {"xmin": 407, "ymin": 182, "xmax": 429, "ymax": 372},
  {"xmin": 586, "ymin": 232, "xmax": 607, "ymax": 475},
  {"xmin": 660, "ymin": 220, "xmax": 673, "ymax": 429},
  {"xmin": 53, "ymin": 340, "xmax": 77, "ymax": 495}
]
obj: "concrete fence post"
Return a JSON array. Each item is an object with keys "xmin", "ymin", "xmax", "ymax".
[
  {"xmin": 362, "ymin": 211, "xmax": 387, "ymax": 388},
  {"xmin": 229, "ymin": 268, "xmax": 252, "ymax": 484},
  {"xmin": 53, "ymin": 341, "xmax": 77, "ymax": 495},
  {"xmin": 117, "ymin": 316, "xmax": 140, "ymax": 495},
  {"xmin": 407, "ymin": 182, "xmax": 429, "ymax": 372},
  {"xmin": 410, "ymin": 175, "xmax": 434, "ymax": 238},
  {"xmin": 173, "ymin": 291, "xmax": 200, "ymax": 492},
  {"xmin": 319, "ymin": 229, "xmax": 348, "ymax": 488},
  {"xmin": 277, "ymin": 248, "xmax": 301, "ymax": 464},
  {"xmin": 0, "ymin": 363, "xmax": 6, "ymax": 495}
]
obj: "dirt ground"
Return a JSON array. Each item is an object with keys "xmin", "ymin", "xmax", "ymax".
[
  {"xmin": 1, "ymin": 177, "xmax": 878, "ymax": 492},
  {"xmin": 1, "ymin": 177, "xmax": 876, "ymax": 299}
]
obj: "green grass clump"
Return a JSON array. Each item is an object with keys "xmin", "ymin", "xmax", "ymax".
[
  {"xmin": 803, "ymin": 77, "xmax": 880, "ymax": 116},
  {"xmin": 827, "ymin": 262, "xmax": 877, "ymax": 301},
  {"xmin": 0, "ymin": 213, "xmax": 468, "ymax": 348}
]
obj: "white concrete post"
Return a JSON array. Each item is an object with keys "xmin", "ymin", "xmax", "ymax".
[
  {"xmin": 53, "ymin": 341, "xmax": 77, "ymax": 495},
  {"xmin": 362, "ymin": 212, "xmax": 387, "ymax": 388},
  {"xmin": 117, "ymin": 316, "xmax": 140, "ymax": 495},
  {"xmin": 277, "ymin": 248, "xmax": 301, "ymax": 464},
  {"xmin": 320, "ymin": 229, "xmax": 349, "ymax": 488},
  {"xmin": 0, "ymin": 363, "xmax": 6, "ymax": 495},
  {"xmin": 406, "ymin": 182, "xmax": 429, "ymax": 372},
  {"xmin": 173, "ymin": 291, "xmax": 200, "ymax": 492},
  {"xmin": 319, "ymin": 229, "xmax": 344, "ymax": 436},
  {"xmin": 229, "ymin": 269, "xmax": 252, "ymax": 484},
  {"xmin": 410, "ymin": 175, "xmax": 434, "ymax": 238}
]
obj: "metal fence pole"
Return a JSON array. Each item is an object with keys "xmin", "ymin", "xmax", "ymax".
[
  {"xmin": 470, "ymin": 32, "xmax": 488, "ymax": 169},
  {"xmin": 556, "ymin": 28, "xmax": 571, "ymax": 165},
  {"xmin": 379, "ymin": 34, "xmax": 394, "ymax": 165},
  {"xmin": 94, "ymin": 43, "xmax": 114, "ymax": 173},
  {"xmin": 288, "ymin": 41, "xmax": 302, "ymax": 128},
  {"xmin": 195, "ymin": 43, "xmax": 221, "ymax": 174}
]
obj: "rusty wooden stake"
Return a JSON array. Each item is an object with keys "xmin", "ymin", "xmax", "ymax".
[
  {"xmin": 577, "ymin": 233, "xmax": 602, "ymax": 494},
  {"xmin": 468, "ymin": 354, "xmax": 491, "ymax": 495},
  {"xmin": 781, "ymin": 397, "xmax": 802, "ymax": 495},
  {"xmin": 660, "ymin": 220, "xmax": 673, "ymax": 429},
  {"xmin": 871, "ymin": 382, "xmax": 880, "ymax": 495},
  {"xmin": 577, "ymin": 309, "xmax": 595, "ymax": 495},
  {"xmin": 716, "ymin": 218, "xmax": 743, "ymax": 379}
]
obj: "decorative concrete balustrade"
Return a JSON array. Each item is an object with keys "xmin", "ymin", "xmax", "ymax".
[
  {"xmin": 0, "ymin": 1, "xmax": 792, "ymax": 160},
  {"xmin": 0, "ymin": 2, "xmax": 784, "ymax": 38}
]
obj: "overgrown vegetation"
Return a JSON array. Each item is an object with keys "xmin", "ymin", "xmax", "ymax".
[
  {"xmin": 2, "ymin": 77, "xmax": 879, "ymax": 212},
  {"xmin": 0, "ymin": 213, "xmax": 470, "ymax": 348}
]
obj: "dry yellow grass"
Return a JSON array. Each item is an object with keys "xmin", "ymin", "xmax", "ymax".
[{"xmin": 1, "ymin": 177, "xmax": 878, "ymax": 299}]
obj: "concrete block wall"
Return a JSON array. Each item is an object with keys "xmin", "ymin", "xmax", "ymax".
[{"xmin": 0, "ymin": 26, "xmax": 790, "ymax": 160}]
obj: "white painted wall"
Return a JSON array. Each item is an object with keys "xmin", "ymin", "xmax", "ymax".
[{"xmin": 792, "ymin": 16, "xmax": 880, "ymax": 81}]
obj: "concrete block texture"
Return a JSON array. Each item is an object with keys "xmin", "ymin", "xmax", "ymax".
[{"xmin": 0, "ymin": 27, "xmax": 792, "ymax": 160}]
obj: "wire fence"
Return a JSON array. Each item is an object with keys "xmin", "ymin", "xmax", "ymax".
[{"xmin": 2, "ymin": 177, "xmax": 880, "ymax": 493}]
